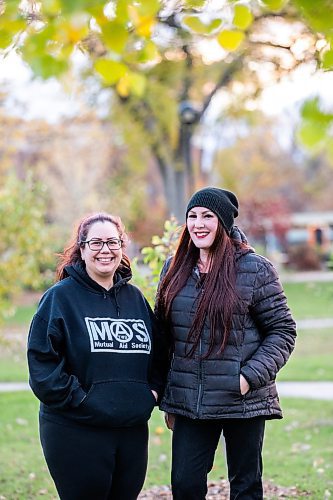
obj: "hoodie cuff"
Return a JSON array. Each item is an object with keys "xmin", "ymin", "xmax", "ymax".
[
  {"xmin": 70, "ymin": 387, "xmax": 87, "ymax": 408},
  {"xmin": 149, "ymin": 384, "xmax": 164, "ymax": 405}
]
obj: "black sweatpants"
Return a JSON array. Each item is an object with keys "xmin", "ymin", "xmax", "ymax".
[
  {"xmin": 171, "ymin": 415, "xmax": 266, "ymax": 500},
  {"xmin": 40, "ymin": 416, "xmax": 148, "ymax": 500}
]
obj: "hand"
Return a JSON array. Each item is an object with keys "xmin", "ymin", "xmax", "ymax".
[
  {"xmin": 240, "ymin": 374, "xmax": 250, "ymax": 395},
  {"xmin": 151, "ymin": 390, "xmax": 158, "ymax": 402},
  {"xmin": 164, "ymin": 412, "xmax": 176, "ymax": 431}
]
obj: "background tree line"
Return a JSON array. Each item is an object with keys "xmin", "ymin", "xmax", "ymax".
[{"xmin": 0, "ymin": 0, "xmax": 333, "ymax": 321}]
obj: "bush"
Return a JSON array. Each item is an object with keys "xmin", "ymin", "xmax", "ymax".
[
  {"xmin": 131, "ymin": 218, "xmax": 181, "ymax": 305},
  {"xmin": 287, "ymin": 244, "xmax": 322, "ymax": 271}
]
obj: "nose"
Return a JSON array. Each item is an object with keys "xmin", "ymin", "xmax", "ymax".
[
  {"xmin": 100, "ymin": 242, "xmax": 112, "ymax": 252},
  {"xmin": 194, "ymin": 217, "xmax": 204, "ymax": 228}
]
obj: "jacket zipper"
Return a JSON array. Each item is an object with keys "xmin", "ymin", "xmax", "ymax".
[{"xmin": 196, "ymin": 337, "xmax": 203, "ymax": 417}]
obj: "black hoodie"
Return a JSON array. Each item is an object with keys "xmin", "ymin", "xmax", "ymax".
[{"xmin": 27, "ymin": 263, "xmax": 167, "ymax": 428}]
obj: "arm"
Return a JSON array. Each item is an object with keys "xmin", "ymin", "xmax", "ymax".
[
  {"xmin": 146, "ymin": 299, "xmax": 172, "ymax": 404},
  {"xmin": 240, "ymin": 260, "xmax": 297, "ymax": 389},
  {"xmin": 27, "ymin": 313, "xmax": 86, "ymax": 408}
]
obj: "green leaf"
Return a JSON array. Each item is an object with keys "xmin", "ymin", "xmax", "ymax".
[
  {"xmin": 321, "ymin": 49, "xmax": 333, "ymax": 70},
  {"xmin": 101, "ymin": 21, "xmax": 129, "ymax": 54},
  {"xmin": 0, "ymin": 30, "xmax": 12, "ymax": 49},
  {"xmin": 292, "ymin": 0, "xmax": 333, "ymax": 35},
  {"xmin": 58, "ymin": 0, "xmax": 98, "ymax": 14},
  {"xmin": 94, "ymin": 58, "xmax": 127, "ymax": 85},
  {"xmin": 0, "ymin": 16, "xmax": 26, "ymax": 48},
  {"xmin": 42, "ymin": 0, "xmax": 62, "ymax": 16},
  {"xmin": 233, "ymin": 5, "xmax": 253, "ymax": 30},
  {"xmin": 217, "ymin": 29, "xmax": 245, "ymax": 51},
  {"xmin": 116, "ymin": 0, "xmax": 130, "ymax": 23},
  {"xmin": 136, "ymin": 0, "xmax": 160, "ymax": 17},
  {"xmin": 2, "ymin": 0, "xmax": 21, "ymax": 18},
  {"xmin": 183, "ymin": 0, "xmax": 207, "ymax": 7},
  {"xmin": 301, "ymin": 98, "xmax": 333, "ymax": 124},
  {"xmin": 137, "ymin": 40, "xmax": 159, "ymax": 63},
  {"xmin": 297, "ymin": 121, "xmax": 327, "ymax": 149},
  {"xmin": 182, "ymin": 15, "xmax": 222, "ymax": 34},
  {"xmin": 261, "ymin": 0, "xmax": 286, "ymax": 11},
  {"xmin": 31, "ymin": 54, "xmax": 68, "ymax": 78},
  {"xmin": 128, "ymin": 71, "xmax": 146, "ymax": 96}
]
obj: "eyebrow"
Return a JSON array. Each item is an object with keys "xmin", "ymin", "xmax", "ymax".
[{"xmin": 188, "ymin": 209, "xmax": 213, "ymax": 214}]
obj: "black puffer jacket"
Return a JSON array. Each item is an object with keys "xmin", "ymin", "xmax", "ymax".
[{"xmin": 160, "ymin": 249, "xmax": 296, "ymax": 420}]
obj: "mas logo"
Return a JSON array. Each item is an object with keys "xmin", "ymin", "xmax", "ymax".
[{"xmin": 84, "ymin": 317, "xmax": 151, "ymax": 354}]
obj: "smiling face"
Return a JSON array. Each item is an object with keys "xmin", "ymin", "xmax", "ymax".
[
  {"xmin": 80, "ymin": 220, "xmax": 122, "ymax": 289},
  {"xmin": 187, "ymin": 206, "xmax": 219, "ymax": 252}
]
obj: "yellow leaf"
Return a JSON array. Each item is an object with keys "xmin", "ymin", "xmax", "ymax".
[
  {"xmin": 183, "ymin": 15, "xmax": 222, "ymax": 34},
  {"xmin": 116, "ymin": 73, "xmax": 131, "ymax": 97},
  {"xmin": 217, "ymin": 30, "xmax": 244, "ymax": 51},
  {"xmin": 94, "ymin": 59, "xmax": 127, "ymax": 85},
  {"xmin": 233, "ymin": 5, "xmax": 253, "ymax": 30},
  {"xmin": 136, "ymin": 15, "xmax": 156, "ymax": 37},
  {"xmin": 128, "ymin": 5, "xmax": 156, "ymax": 37}
]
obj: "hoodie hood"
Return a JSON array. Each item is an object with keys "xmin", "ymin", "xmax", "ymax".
[{"xmin": 64, "ymin": 261, "xmax": 132, "ymax": 293}]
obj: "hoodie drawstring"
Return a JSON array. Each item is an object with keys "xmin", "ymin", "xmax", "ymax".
[{"xmin": 114, "ymin": 289, "xmax": 120, "ymax": 317}]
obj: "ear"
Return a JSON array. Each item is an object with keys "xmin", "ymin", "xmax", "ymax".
[{"xmin": 80, "ymin": 245, "xmax": 85, "ymax": 261}]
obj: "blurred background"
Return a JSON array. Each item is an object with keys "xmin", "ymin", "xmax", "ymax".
[
  {"xmin": 1, "ymin": 0, "xmax": 333, "ymax": 315},
  {"xmin": 1, "ymin": 2, "xmax": 333, "ymax": 498}
]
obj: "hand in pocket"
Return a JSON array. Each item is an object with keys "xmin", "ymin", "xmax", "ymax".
[{"xmin": 240, "ymin": 374, "xmax": 250, "ymax": 395}]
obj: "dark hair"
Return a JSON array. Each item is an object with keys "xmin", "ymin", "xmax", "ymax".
[
  {"xmin": 156, "ymin": 221, "xmax": 249, "ymax": 357},
  {"xmin": 55, "ymin": 212, "xmax": 130, "ymax": 282}
]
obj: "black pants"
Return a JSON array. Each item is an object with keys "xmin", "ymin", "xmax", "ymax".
[
  {"xmin": 171, "ymin": 416, "xmax": 265, "ymax": 500},
  {"xmin": 40, "ymin": 416, "xmax": 148, "ymax": 500}
]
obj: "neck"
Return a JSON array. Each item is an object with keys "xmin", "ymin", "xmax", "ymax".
[
  {"xmin": 88, "ymin": 272, "xmax": 115, "ymax": 290},
  {"xmin": 198, "ymin": 251, "xmax": 210, "ymax": 273}
]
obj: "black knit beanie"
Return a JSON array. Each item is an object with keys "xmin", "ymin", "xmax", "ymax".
[{"xmin": 186, "ymin": 187, "xmax": 239, "ymax": 235}]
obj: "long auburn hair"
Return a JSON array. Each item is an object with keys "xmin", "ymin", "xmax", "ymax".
[
  {"xmin": 156, "ymin": 221, "xmax": 249, "ymax": 357},
  {"xmin": 55, "ymin": 212, "xmax": 130, "ymax": 282}
]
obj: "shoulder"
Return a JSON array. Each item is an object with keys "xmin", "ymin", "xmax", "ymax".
[
  {"xmin": 238, "ymin": 250, "xmax": 275, "ymax": 271},
  {"xmin": 37, "ymin": 277, "xmax": 76, "ymax": 308},
  {"xmin": 121, "ymin": 282, "xmax": 150, "ymax": 303},
  {"xmin": 124, "ymin": 282, "xmax": 146, "ymax": 297},
  {"xmin": 237, "ymin": 251, "xmax": 279, "ymax": 288}
]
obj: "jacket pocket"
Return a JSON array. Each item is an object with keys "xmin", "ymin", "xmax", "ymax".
[{"xmin": 66, "ymin": 380, "xmax": 156, "ymax": 427}]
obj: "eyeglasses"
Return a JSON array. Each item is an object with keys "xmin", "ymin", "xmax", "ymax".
[{"xmin": 81, "ymin": 239, "xmax": 122, "ymax": 251}]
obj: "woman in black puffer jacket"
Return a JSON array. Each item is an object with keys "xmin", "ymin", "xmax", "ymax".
[{"xmin": 155, "ymin": 187, "xmax": 296, "ymax": 500}]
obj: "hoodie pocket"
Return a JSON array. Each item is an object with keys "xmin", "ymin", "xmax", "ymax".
[{"xmin": 70, "ymin": 380, "xmax": 156, "ymax": 427}]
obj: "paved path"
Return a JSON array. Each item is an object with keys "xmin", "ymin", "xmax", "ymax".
[
  {"xmin": 276, "ymin": 381, "xmax": 333, "ymax": 400},
  {"xmin": 296, "ymin": 318, "xmax": 333, "ymax": 329},
  {"xmin": 1, "ymin": 381, "xmax": 333, "ymax": 400},
  {"xmin": 280, "ymin": 271, "xmax": 333, "ymax": 283}
]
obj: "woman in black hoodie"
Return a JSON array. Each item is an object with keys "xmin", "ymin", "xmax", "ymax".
[{"xmin": 28, "ymin": 212, "xmax": 167, "ymax": 500}]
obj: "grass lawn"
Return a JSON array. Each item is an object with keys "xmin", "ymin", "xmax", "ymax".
[
  {"xmin": 0, "ymin": 280, "xmax": 332, "ymax": 497},
  {"xmin": 2, "ymin": 280, "xmax": 333, "ymax": 326},
  {"xmin": 1, "ymin": 327, "xmax": 332, "ymax": 383},
  {"xmin": 283, "ymin": 281, "xmax": 333, "ymax": 320},
  {"xmin": 277, "ymin": 328, "xmax": 333, "ymax": 381},
  {"xmin": 0, "ymin": 392, "xmax": 332, "ymax": 498}
]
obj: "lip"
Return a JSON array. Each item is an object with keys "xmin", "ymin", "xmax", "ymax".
[
  {"xmin": 194, "ymin": 232, "xmax": 209, "ymax": 239},
  {"xmin": 95, "ymin": 257, "xmax": 115, "ymax": 263}
]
